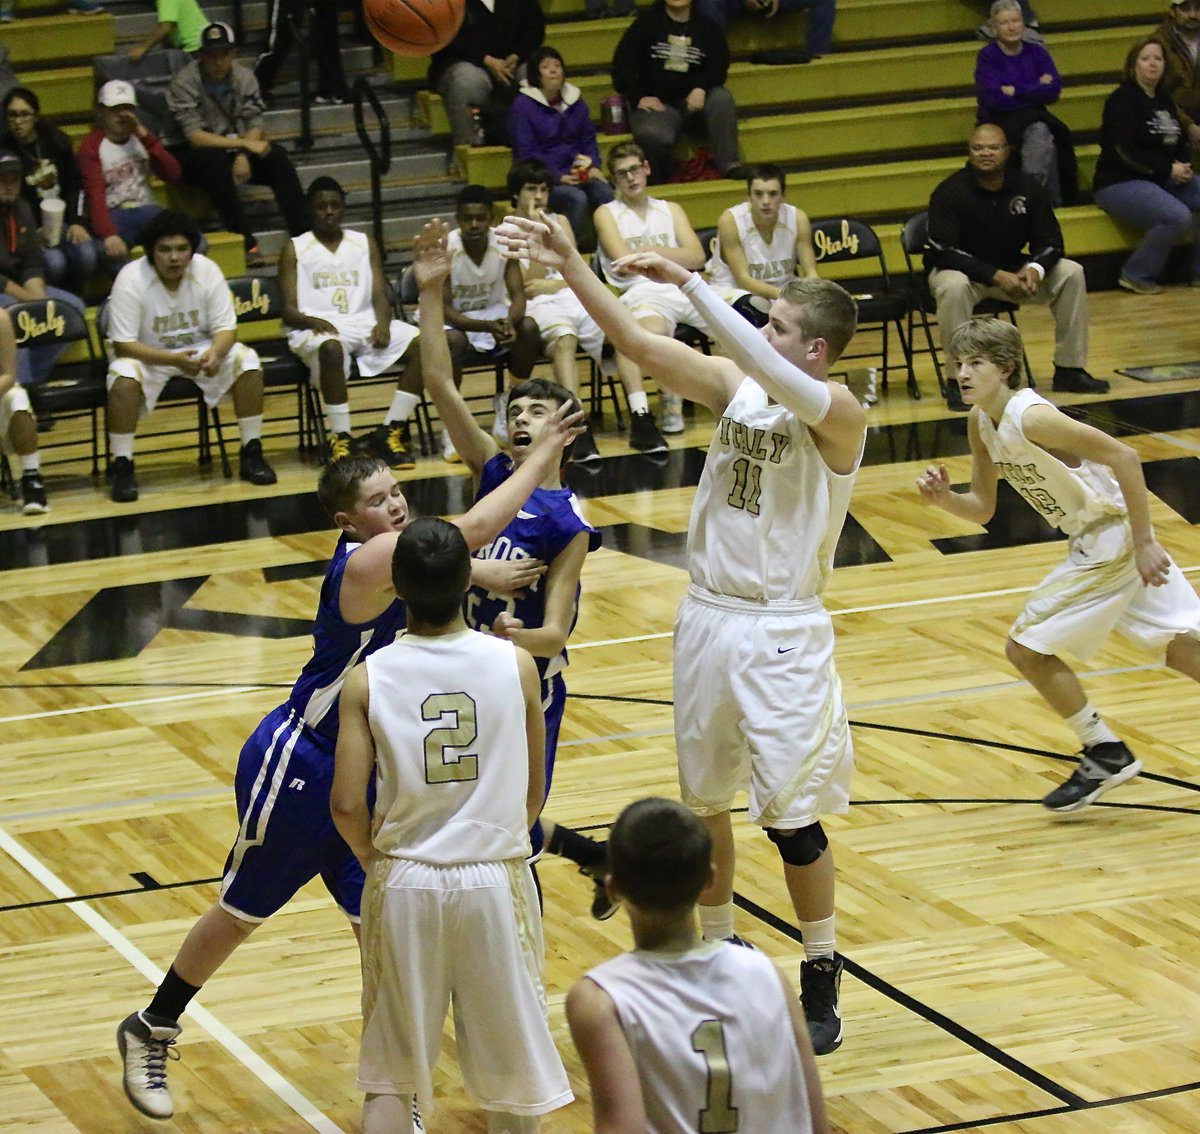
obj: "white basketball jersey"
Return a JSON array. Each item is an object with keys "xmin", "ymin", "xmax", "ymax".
[
  {"xmin": 707, "ymin": 201, "xmax": 799, "ymax": 291},
  {"xmin": 107, "ymin": 252, "xmax": 233, "ymax": 355},
  {"xmin": 586, "ymin": 943, "xmax": 814, "ymax": 1134},
  {"xmin": 448, "ymin": 227, "xmax": 509, "ymax": 313},
  {"xmin": 292, "ymin": 228, "xmax": 373, "ymax": 321},
  {"xmin": 598, "ymin": 196, "xmax": 678, "ymax": 291},
  {"xmin": 977, "ymin": 389, "xmax": 1125, "ymax": 536},
  {"xmin": 365, "ymin": 630, "xmax": 531, "ymax": 864},
  {"xmin": 689, "ymin": 377, "xmax": 859, "ymax": 601}
]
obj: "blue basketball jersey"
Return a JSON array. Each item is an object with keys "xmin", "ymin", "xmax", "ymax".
[
  {"xmin": 285, "ymin": 534, "xmax": 409, "ymax": 744},
  {"xmin": 464, "ymin": 454, "xmax": 600, "ymax": 684}
]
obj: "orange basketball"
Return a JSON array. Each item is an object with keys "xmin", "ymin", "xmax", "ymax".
[{"xmin": 363, "ymin": 0, "xmax": 465, "ymax": 57}]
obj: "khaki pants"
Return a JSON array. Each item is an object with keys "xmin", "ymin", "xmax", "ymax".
[{"xmin": 930, "ymin": 258, "xmax": 1088, "ymax": 383}]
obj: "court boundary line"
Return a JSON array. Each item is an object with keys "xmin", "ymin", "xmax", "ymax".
[{"xmin": 0, "ymin": 824, "xmax": 349, "ymax": 1134}]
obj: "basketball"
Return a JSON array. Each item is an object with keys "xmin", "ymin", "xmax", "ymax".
[{"xmin": 362, "ymin": 0, "xmax": 465, "ymax": 57}]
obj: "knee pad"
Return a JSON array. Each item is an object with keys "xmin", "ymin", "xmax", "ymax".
[{"xmin": 767, "ymin": 822, "xmax": 828, "ymax": 866}]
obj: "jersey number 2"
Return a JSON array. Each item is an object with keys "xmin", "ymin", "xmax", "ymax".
[
  {"xmin": 422, "ymin": 692, "xmax": 479, "ymax": 784},
  {"xmin": 692, "ymin": 1019, "xmax": 739, "ymax": 1133},
  {"xmin": 727, "ymin": 457, "xmax": 762, "ymax": 516}
]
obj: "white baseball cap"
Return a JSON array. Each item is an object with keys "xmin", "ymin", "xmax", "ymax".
[{"xmin": 98, "ymin": 80, "xmax": 138, "ymax": 108}]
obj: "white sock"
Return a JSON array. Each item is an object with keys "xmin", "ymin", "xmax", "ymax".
[
  {"xmin": 387, "ymin": 390, "xmax": 419, "ymax": 424},
  {"xmin": 362, "ymin": 1093, "xmax": 414, "ymax": 1134},
  {"xmin": 237, "ymin": 415, "xmax": 263, "ymax": 445},
  {"xmin": 798, "ymin": 913, "xmax": 836, "ymax": 962},
  {"xmin": 20, "ymin": 452, "xmax": 40, "ymax": 473},
  {"xmin": 1064, "ymin": 702, "xmax": 1119, "ymax": 749},
  {"xmin": 109, "ymin": 432, "xmax": 135, "ymax": 461},
  {"xmin": 627, "ymin": 391, "xmax": 649, "ymax": 415},
  {"xmin": 326, "ymin": 402, "xmax": 351, "ymax": 435},
  {"xmin": 699, "ymin": 901, "xmax": 735, "ymax": 942}
]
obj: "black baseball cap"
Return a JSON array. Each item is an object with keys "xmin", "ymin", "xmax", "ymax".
[
  {"xmin": 0, "ymin": 151, "xmax": 21, "ymax": 177},
  {"xmin": 199, "ymin": 21, "xmax": 236, "ymax": 49}
]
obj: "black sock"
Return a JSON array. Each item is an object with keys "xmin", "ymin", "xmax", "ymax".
[
  {"xmin": 146, "ymin": 966, "xmax": 202, "ymax": 1023},
  {"xmin": 547, "ymin": 824, "xmax": 607, "ymax": 869}
]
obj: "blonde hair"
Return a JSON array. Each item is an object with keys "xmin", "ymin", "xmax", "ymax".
[
  {"xmin": 946, "ymin": 318, "xmax": 1023, "ymax": 387},
  {"xmin": 777, "ymin": 277, "xmax": 859, "ymax": 361}
]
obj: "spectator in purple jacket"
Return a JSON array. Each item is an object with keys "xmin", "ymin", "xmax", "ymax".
[
  {"xmin": 508, "ymin": 47, "xmax": 614, "ymax": 241},
  {"xmin": 975, "ymin": 0, "xmax": 1076, "ymax": 204}
]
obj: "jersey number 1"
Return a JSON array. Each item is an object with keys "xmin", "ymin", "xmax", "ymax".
[
  {"xmin": 692, "ymin": 1019, "xmax": 739, "ymax": 1132},
  {"xmin": 727, "ymin": 457, "xmax": 763, "ymax": 516},
  {"xmin": 422, "ymin": 692, "xmax": 479, "ymax": 784}
]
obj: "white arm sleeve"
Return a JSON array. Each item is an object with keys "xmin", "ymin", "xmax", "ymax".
[{"xmin": 680, "ymin": 272, "xmax": 832, "ymax": 425}]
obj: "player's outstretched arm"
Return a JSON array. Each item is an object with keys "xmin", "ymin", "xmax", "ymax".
[
  {"xmin": 517, "ymin": 647, "xmax": 547, "ymax": 830},
  {"xmin": 565, "ymin": 978, "xmax": 649, "ymax": 1134},
  {"xmin": 332, "ymin": 666, "xmax": 377, "ymax": 871},
  {"xmin": 453, "ymin": 399, "xmax": 584, "ymax": 552},
  {"xmin": 775, "ymin": 965, "xmax": 831, "ymax": 1134},
  {"xmin": 497, "ymin": 213, "xmax": 738, "ymax": 415},
  {"xmin": 915, "ymin": 411, "xmax": 998, "ymax": 524},
  {"xmin": 492, "ymin": 532, "xmax": 589, "ymax": 657},
  {"xmin": 1022, "ymin": 402, "xmax": 1171, "ymax": 586},
  {"xmin": 414, "ymin": 220, "xmax": 498, "ymax": 475}
]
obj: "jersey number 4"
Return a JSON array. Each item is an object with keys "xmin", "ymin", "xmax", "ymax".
[
  {"xmin": 727, "ymin": 457, "xmax": 763, "ymax": 516},
  {"xmin": 422, "ymin": 692, "xmax": 479, "ymax": 784},
  {"xmin": 692, "ymin": 1019, "xmax": 739, "ymax": 1133}
]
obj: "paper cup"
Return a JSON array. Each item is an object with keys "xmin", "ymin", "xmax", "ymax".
[{"xmin": 40, "ymin": 198, "xmax": 65, "ymax": 247}]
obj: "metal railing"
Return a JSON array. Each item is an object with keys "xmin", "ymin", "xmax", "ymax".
[
  {"xmin": 290, "ymin": 8, "xmax": 314, "ymax": 152},
  {"xmin": 353, "ymin": 77, "xmax": 391, "ymax": 256}
]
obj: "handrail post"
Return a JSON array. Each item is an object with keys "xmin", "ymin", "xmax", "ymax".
[
  {"xmin": 353, "ymin": 77, "xmax": 391, "ymax": 258},
  {"xmin": 290, "ymin": 7, "xmax": 313, "ymax": 151}
]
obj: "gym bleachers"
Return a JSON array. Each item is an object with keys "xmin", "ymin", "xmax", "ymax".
[{"xmin": 0, "ymin": 0, "xmax": 1165, "ymax": 485}]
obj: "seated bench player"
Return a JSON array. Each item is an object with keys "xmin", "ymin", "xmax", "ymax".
[
  {"xmin": 104, "ymin": 210, "xmax": 277, "ymax": 502},
  {"xmin": 279, "ymin": 177, "xmax": 424, "ymax": 467}
]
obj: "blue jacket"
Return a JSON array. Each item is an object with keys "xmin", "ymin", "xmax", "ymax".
[{"xmin": 508, "ymin": 82, "xmax": 602, "ymax": 181}]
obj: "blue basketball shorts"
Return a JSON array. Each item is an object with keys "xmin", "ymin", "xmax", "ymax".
[
  {"xmin": 529, "ymin": 672, "xmax": 567, "ymax": 860},
  {"xmin": 220, "ymin": 705, "xmax": 366, "ymax": 923}
]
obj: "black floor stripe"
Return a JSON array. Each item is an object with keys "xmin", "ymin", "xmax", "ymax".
[
  {"xmin": 0, "ymin": 874, "xmax": 221, "ymax": 914},
  {"xmin": 734, "ymin": 893, "xmax": 1087, "ymax": 1108}
]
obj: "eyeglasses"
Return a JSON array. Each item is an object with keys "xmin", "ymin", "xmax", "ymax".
[
  {"xmin": 612, "ymin": 165, "xmax": 644, "ymax": 180},
  {"xmin": 969, "ymin": 143, "xmax": 1006, "ymax": 153},
  {"xmin": 6, "ymin": 110, "xmax": 35, "ymax": 119}
]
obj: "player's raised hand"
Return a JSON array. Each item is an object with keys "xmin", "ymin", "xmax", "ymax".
[
  {"xmin": 495, "ymin": 211, "xmax": 572, "ymax": 270},
  {"xmin": 413, "ymin": 219, "xmax": 452, "ymax": 289},
  {"xmin": 611, "ymin": 250, "xmax": 691, "ymax": 287},
  {"xmin": 530, "ymin": 398, "xmax": 586, "ymax": 456},
  {"xmin": 915, "ymin": 463, "xmax": 952, "ymax": 504}
]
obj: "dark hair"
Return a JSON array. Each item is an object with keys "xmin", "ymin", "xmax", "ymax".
[
  {"xmin": 391, "ymin": 516, "xmax": 471, "ymax": 624},
  {"xmin": 316, "ymin": 454, "xmax": 389, "ymax": 520},
  {"xmin": 136, "ymin": 210, "xmax": 204, "ymax": 256},
  {"xmin": 777, "ymin": 276, "xmax": 859, "ymax": 362},
  {"xmin": 306, "ymin": 175, "xmax": 346, "ymax": 202},
  {"xmin": 2, "ymin": 86, "xmax": 40, "ymax": 116},
  {"xmin": 747, "ymin": 162, "xmax": 786, "ymax": 192},
  {"xmin": 507, "ymin": 158, "xmax": 555, "ymax": 201},
  {"xmin": 608, "ymin": 798, "xmax": 712, "ymax": 913},
  {"xmin": 455, "ymin": 184, "xmax": 494, "ymax": 214},
  {"xmin": 507, "ymin": 376, "xmax": 581, "ymax": 463},
  {"xmin": 525, "ymin": 46, "xmax": 565, "ymax": 89},
  {"xmin": 1124, "ymin": 36, "xmax": 1173, "ymax": 91}
]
